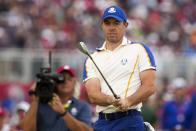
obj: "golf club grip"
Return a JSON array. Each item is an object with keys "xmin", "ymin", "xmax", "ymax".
[{"xmin": 89, "ymin": 56, "xmax": 118, "ymax": 99}]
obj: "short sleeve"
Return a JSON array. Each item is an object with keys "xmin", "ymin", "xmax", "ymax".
[
  {"xmin": 138, "ymin": 44, "xmax": 156, "ymax": 72},
  {"xmin": 83, "ymin": 58, "xmax": 98, "ymax": 82}
]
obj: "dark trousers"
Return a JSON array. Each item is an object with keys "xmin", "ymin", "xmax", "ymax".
[{"xmin": 94, "ymin": 110, "xmax": 145, "ymax": 131}]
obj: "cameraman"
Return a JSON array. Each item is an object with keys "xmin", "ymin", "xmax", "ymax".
[{"xmin": 21, "ymin": 65, "xmax": 93, "ymax": 131}]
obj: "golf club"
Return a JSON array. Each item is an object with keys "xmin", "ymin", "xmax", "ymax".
[{"xmin": 78, "ymin": 42, "xmax": 118, "ymax": 99}]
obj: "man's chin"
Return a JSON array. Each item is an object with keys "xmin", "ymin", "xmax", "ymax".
[
  {"xmin": 108, "ymin": 39, "xmax": 120, "ymax": 44},
  {"xmin": 107, "ymin": 37, "xmax": 118, "ymax": 43}
]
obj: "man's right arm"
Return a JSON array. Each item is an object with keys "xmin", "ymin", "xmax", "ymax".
[
  {"xmin": 84, "ymin": 58, "xmax": 118, "ymax": 107},
  {"xmin": 85, "ymin": 78, "xmax": 116, "ymax": 106}
]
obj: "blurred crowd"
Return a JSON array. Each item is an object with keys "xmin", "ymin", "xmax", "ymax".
[
  {"xmin": 0, "ymin": 76, "xmax": 196, "ymax": 130},
  {"xmin": 0, "ymin": 0, "xmax": 195, "ymax": 55},
  {"xmin": 0, "ymin": 0, "xmax": 196, "ymax": 130}
]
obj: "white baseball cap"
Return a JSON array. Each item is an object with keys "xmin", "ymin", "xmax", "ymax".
[
  {"xmin": 16, "ymin": 101, "xmax": 30, "ymax": 112},
  {"xmin": 170, "ymin": 77, "xmax": 187, "ymax": 90}
]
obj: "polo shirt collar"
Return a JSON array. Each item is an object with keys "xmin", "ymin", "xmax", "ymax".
[{"xmin": 96, "ymin": 37, "xmax": 131, "ymax": 51}]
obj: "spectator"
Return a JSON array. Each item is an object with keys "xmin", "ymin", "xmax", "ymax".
[
  {"xmin": 10, "ymin": 101, "xmax": 30, "ymax": 130},
  {"xmin": 20, "ymin": 65, "xmax": 93, "ymax": 131},
  {"xmin": 184, "ymin": 87, "xmax": 196, "ymax": 130},
  {"xmin": 161, "ymin": 77, "xmax": 189, "ymax": 130},
  {"xmin": 0, "ymin": 107, "xmax": 10, "ymax": 131}
]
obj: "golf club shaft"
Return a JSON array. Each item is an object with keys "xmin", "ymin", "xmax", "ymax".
[{"xmin": 88, "ymin": 55, "xmax": 118, "ymax": 99}]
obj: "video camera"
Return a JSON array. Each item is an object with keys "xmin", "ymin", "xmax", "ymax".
[{"xmin": 35, "ymin": 51, "xmax": 64, "ymax": 103}]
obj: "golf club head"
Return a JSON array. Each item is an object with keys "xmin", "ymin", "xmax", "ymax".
[{"xmin": 78, "ymin": 42, "xmax": 90, "ymax": 56}]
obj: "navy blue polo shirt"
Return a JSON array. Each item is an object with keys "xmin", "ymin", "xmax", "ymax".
[
  {"xmin": 37, "ymin": 97, "xmax": 92, "ymax": 131},
  {"xmin": 161, "ymin": 100, "xmax": 189, "ymax": 130}
]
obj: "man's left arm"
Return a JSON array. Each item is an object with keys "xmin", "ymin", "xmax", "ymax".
[{"xmin": 118, "ymin": 69, "xmax": 156, "ymax": 110}]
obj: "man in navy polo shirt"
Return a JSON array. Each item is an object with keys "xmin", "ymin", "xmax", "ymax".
[{"xmin": 21, "ymin": 65, "xmax": 93, "ymax": 131}]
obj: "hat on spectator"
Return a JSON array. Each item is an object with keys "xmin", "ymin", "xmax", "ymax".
[
  {"xmin": 102, "ymin": 5, "xmax": 127, "ymax": 22},
  {"xmin": 56, "ymin": 65, "xmax": 75, "ymax": 77},
  {"xmin": 16, "ymin": 101, "xmax": 30, "ymax": 112},
  {"xmin": 0, "ymin": 107, "xmax": 5, "ymax": 116},
  {"xmin": 171, "ymin": 77, "xmax": 187, "ymax": 90}
]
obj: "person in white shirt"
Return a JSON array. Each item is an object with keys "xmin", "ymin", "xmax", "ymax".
[{"xmin": 83, "ymin": 5, "xmax": 156, "ymax": 131}]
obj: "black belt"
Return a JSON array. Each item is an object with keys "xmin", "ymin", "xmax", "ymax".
[{"xmin": 99, "ymin": 109, "xmax": 141, "ymax": 121}]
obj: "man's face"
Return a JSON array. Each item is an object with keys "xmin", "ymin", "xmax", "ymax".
[
  {"xmin": 174, "ymin": 88, "xmax": 186, "ymax": 102},
  {"xmin": 101, "ymin": 17, "xmax": 128, "ymax": 43},
  {"xmin": 57, "ymin": 72, "xmax": 76, "ymax": 96},
  {"xmin": 17, "ymin": 109, "xmax": 26, "ymax": 120}
]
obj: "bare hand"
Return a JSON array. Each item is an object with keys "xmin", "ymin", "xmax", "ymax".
[
  {"xmin": 107, "ymin": 95, "xmax": 122, "ymax": 108},
  {"xmin": 30, "ymin": 82, "xmax": 36, "ymax": 91},
  {"xmin": 48, "ymin": 94, "xmax": 65, "ymax": 114},
  {"xmin": 116, "ymin": 98, "xmax": 130, "ymax": 112}
]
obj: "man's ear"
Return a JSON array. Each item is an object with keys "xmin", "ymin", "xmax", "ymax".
[{"xmin": 124, "ymin": 22, "xmax": 128, "ymax": 28}]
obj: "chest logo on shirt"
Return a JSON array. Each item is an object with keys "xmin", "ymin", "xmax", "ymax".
[{"xmin": 121, "ymin": 58, "xmax": 128, "ymax": 65}]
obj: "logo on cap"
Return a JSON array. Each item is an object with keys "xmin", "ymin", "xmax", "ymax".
[
  {"xmin": 108, "ymin": 7, "xmax": 116, "ymax": 13},
  {"xmin": 102, "ymin": 5, "xmax": 127, "ymax": 22}
]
